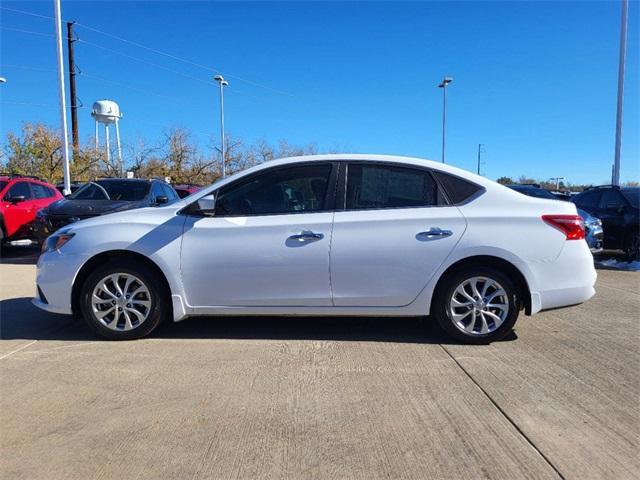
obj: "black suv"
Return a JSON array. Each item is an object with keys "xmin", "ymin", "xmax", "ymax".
[
  {"xmin": 35, "ymin": 178, "xmax": 180, "ymax": 240},
  {"xmin": 572, "ymin": 186, "xmax": 639, "ymax": 260}
]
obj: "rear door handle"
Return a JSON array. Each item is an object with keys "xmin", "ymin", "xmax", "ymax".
[
  {"xmin": 288, "ymin": 230, "xmax": 324, "ymax": 242},
  {"xmin": 417, "ymin": 227, "xmax": 453, "ymax": 239}
]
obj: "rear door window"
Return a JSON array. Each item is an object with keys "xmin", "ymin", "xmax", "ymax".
[
  {"xmin": 431, "ymin": 171, "xmax": 483, "ymax": 204},
  {"xmin": 598, "ymin": 190, "xmax": 625, "ymax": 210},
  {"xmin": 575, "ymin": 190, "xmax": 601, "ymax": 208},
  {"xmin": 345, "ymin": 163, "xmax": 446, "ymax": 210},
  {"xmin": 32, "ymin": 184, "xmax": 54, "ymax": 199}
]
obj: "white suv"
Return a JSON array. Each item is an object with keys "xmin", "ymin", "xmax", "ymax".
[{"xmin": 33, "ymin": 155, "xmax": 596, "ymax": 343}]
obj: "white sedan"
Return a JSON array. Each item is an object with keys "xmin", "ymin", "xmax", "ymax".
[{"xmin": 33, "ymin": 155, "xmax": 596, "ymax": 343}]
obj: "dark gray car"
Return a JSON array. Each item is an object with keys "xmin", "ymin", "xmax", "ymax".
[{"xmin": 35, "ymin": 178, "xmax": 179, "ymax": 240}]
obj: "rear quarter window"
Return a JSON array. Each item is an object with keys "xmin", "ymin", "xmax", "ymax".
[{"xmin": 432, "ymin": 171, "xmax": 483, "ymax": 205}]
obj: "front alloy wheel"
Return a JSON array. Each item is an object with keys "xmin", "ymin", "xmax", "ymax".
[
  {"xmin": 80, "ymin": 260, "xmax": 168, "ymax": 340},
  {"xmin": 91, "ymin": 273, "xmax": 152, "ymax": 332}
]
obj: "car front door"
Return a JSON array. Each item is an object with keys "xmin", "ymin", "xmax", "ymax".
[
  {"xmin": 330, "ymin": 162, "xmax": 467, "ymax": 307},
  {"xmin": 2, "ymin": 181, "xmax": 35, "ymax": 237},
  {"xmin": 180, "ymin": 162, "xmax": 337, "ymax": 307}
]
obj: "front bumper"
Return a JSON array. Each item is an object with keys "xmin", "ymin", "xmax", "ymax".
[
  {"xmin": 33, "ymin": 250, "xmax": 90, "ymax": 316},
  {"xmin": 585, "ymin": 224, "xmax": 604, "ymax": 254}
]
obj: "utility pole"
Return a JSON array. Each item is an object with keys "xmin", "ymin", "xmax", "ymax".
[
  {"xmin": 477, "ymin": 144, "xmax": 484, "ymax": 175},
  {"xmin": 53, "ymin": 0, "xmax": 71, "ymax": 195},
  {"xmin": 67, "ymin": 21, "xmax": 79, "ymax": 156},
  {"xmin": 612, "ymin": 0, "xmax": 628, "ymax": 186}
]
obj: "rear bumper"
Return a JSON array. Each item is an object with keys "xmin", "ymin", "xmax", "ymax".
[{"xmin": 527, "ymin": 240, "xmax": 597, "ymax": 314}]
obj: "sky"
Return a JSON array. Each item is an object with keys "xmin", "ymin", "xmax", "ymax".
[{"xmin": 1, "ymin": 0, "xmax": 638, "ymax": 184}]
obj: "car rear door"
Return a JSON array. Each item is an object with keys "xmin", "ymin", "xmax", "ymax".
[
  {"xmin": 330, "ymin": 162, "xmax": 466, "ymax": 307},
  {"xmin": 180, "ymin": 162, "xmax": 337, "ymax": 307}
]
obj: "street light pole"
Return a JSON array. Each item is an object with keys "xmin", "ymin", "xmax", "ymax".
[
  {"xmin": 53, "ymin": 0, "xmax": 71, "ymax": 195},
  {"xmin": 550, "ymin": 177, "xmax": 565, "ymax": 191},
  {"xmin": 438, "ymin": 77, "xmax": 453, "ymax": 163},
  {"xmin": 612, "ymin": 0, "xmax": 628, "ymax": 186},
  {"xmin": 214, "ymin": 75, "xmax": 229, "ymax": 177}
]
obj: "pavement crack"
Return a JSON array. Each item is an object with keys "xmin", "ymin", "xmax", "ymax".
[{"xmin": 439, "ymin": 344, "xmax": 567, "ymax": 480}]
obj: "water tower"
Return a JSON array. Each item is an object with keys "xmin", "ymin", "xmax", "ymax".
[{"xmin": 91, "ymin": 100, "xmax": 123, "ymax": 175}]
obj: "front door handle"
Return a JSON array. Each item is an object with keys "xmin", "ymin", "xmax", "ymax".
[
  {"xmin": 288, "ymin": 230, "xmax": 324, "ymax": 242},
  {"xmin": 417, "ymin": 227, "xmax": 453, "ymax": 239}
]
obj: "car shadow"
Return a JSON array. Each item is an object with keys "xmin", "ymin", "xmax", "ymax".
[
  {"xmin": 0, "ymin": 297, "xmax": 518, "ymax": 345},
  {"xmin": 0, "ymin": 246, "xmax": 40, "ymax": 265}
]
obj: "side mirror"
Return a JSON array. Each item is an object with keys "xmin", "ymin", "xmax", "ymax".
[
  {"xmin": 155, "ymin": 195, "xmax": 169, "ymax": 205},
  {"xmin": 196, "ymin": 193, "xmax": 216, "ymax": 216},
  {"xmin": 7, "ymin": 195, "xmax": 26, "ymax": 204}
]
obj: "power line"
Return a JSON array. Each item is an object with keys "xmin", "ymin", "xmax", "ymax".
[
  {"xmin": 73, "ymin": 21, "xmax": 294, "ymax": 96},
  {"xmin": 0, "ymin": 26, "xmax": 55, "ymax": 38},
  {"xmin": 0, "ymin": 6, "xmax": 54, "ymax": 21},
  {"xmin": 78, "ymin": 71, "xmax": 203, "ymax": 107},
  {"xmin": 1, "ymin": 101, "xmax": 86, "ymax": 108},
  {"xmin": 76, "ymin": 39, "xmax": 216, "ymax": 87},
  {"xmin": 0, "ymin": 64, "xmax": 57, "ymax": 72},
  {"xmin": 1, "ymin": 5, "xmax": 294, "ymax": 97}
]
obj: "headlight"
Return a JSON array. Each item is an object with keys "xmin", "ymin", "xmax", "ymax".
[{"xmin": 42, "ymin": 231, "xmax": 75, "ymax": 253}]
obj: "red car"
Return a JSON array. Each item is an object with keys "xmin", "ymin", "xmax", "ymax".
[
  {"xmin": 0, "ymin": 174, "xmax": 64, "ymax": 247},
  {"xmin": 172, "ymin": 184, "xmax": 201, "ymax": 198}
]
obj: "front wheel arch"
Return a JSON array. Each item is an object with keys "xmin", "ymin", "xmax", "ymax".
[
  {"xmin": 71, "ymin": 250, "xmax": 172, "ymax": 318},
  {"xmin": 431, "ymin": 255, "xmax": 531, "ymax": 315}
]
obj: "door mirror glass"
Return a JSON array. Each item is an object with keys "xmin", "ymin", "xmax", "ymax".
[
  {"xmin": 196, "ymin": 193, "xmax": 216, "ymax": 216},
  {"xmin": 155, "ymin": 195, "xmax": 168, "ymax": 205}
]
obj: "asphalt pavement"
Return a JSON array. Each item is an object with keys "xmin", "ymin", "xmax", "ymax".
[{"xmin": 1, "ymin": 247, "xmax": 638, "ymax": 480}]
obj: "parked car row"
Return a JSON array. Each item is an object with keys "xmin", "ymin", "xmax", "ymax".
[
  {"xmin": 507, "ymin": 183, "xmax": 638, "ymax": 260},
  {"xmin": 3, "ymin": 171, "xmax": 636, "ymax": 262},
  {"xmin": 1, "ymin": 174, "xmax": 201, "ymax": 250}
]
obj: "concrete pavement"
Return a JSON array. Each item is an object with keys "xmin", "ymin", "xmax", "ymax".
[{"xmin": 1, "ymin": 248, "xmax": 638, "ymax": 479}]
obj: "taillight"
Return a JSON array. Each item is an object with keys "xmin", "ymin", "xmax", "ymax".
[{"xmin": 542, "ymin": 215, "xmax": 585, "ymax": 240}]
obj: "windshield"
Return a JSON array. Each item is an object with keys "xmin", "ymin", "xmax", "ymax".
[
  {"xmin": 70, "ymin": 181, "xmax": 150, "ymax": 201},
  {"xmin": 622, "ymin": 188, "xmax": 639, "ymax": 208},
  {"xmin": 0, "ymin": 181, "xmax": 7, "ymax": 192}
]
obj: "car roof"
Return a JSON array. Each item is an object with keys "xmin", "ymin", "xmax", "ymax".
[
  {"xmin": 95, "ymin": 178, "xmax": 151, "ymax": 183},
  {"xmin": 207, "ymin": 154, "xmax": 500, "ymax": 193}
]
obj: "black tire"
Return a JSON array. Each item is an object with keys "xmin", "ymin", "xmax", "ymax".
[
  {"xmin": 433, "ymin": 267, "xmax": 521, "ymax": 344},
  {"xmin": 79, "ymin": 260, "xmax": 169, "ymax": 340},
  {"xmin": 624, "ymin": 232, "xmax": 639, "ymax": 262}
]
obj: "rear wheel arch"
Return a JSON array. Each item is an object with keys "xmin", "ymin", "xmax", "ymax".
[
  {"xmin": 71, "ymin": 250, "xmax": 172, "ymax": 317},
  {"xmin": 431, "ymin": 255, "xmax": 532, "ymax": 315}
]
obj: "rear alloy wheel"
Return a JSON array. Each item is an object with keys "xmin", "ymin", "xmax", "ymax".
[
  {"xmin": 79, "ymin": 261, "xmax": 168, "ymax": 340},
  {"xmin": 434, "ymin": 267, "xmax": 520, "ymax": 344}
]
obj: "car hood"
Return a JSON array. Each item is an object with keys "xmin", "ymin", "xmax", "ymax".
[
  {"xmin": 45, "ymin": 199, "xmax": 145, "ymax": 216},
  {"xmin": 62, "ymin": 202, "xmax": 186, "ymax": 232}
]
